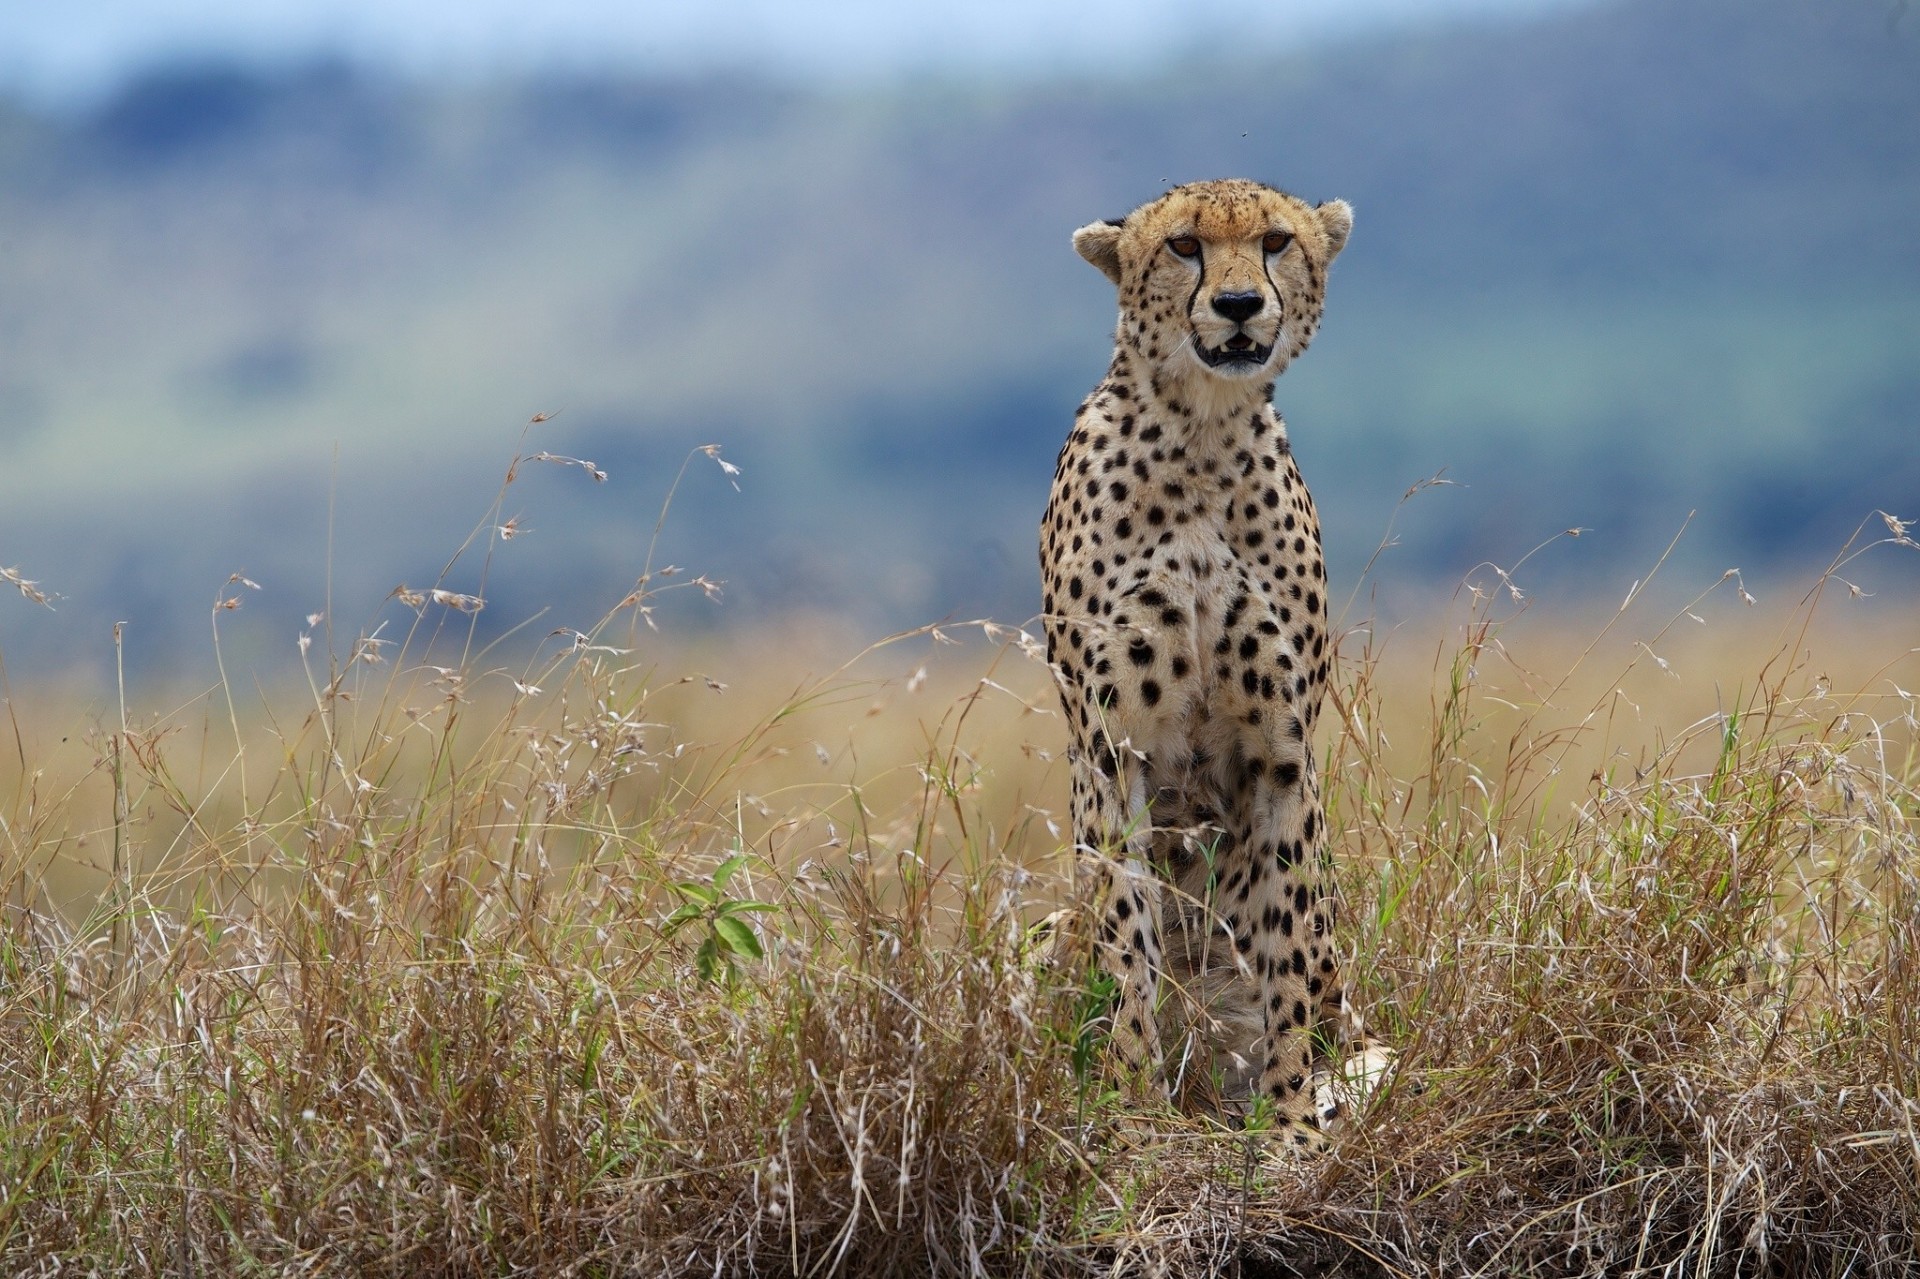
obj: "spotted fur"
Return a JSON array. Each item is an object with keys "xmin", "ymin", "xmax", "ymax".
[{"xmin": 1041, "ymin": 178, "xmax": 1362, "ymax": 1146}]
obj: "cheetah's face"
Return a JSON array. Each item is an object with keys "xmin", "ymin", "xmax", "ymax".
[{"xmin": 1073, "ymin": 179, "xmax": 1352, "ymax": 392}]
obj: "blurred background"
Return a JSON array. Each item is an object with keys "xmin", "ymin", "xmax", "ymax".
[{"xmin": 1, "ymin": 0, "xmax": 1916, "ymax": 687}]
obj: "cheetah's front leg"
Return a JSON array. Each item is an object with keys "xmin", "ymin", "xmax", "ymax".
[
  {"xmin": 1068, "ymin": 744, "xmax": 1167, "ymax": 1096},
  {"xmin": 1237, "ymin": 752, "xmax": 1335, "ymax": 1143}
]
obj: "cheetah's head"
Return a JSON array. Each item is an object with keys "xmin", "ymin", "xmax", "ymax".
[{"xmin": 1074, "ymin": 179, "xmax": 1351, "ymax": 408}]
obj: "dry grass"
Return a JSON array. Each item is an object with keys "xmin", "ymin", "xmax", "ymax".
[{"xmin": 1, "ymin": 445, "xmax": 1916, "ymax": 1277}]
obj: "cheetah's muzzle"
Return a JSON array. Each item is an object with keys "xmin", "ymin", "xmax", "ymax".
[{"xmin": 1193, "ymin": 332, "xmax": 1275, "ymax": 369}]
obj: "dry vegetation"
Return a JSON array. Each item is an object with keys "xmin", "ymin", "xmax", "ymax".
[{"xmin": 2, "ymin": 447, "xmax": 1917, "ymax": 1277}]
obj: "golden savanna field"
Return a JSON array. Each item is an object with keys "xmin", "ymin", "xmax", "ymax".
[{"xmin": 2, "ymin": 446, "xmax": 1917, "ymax": 1276}]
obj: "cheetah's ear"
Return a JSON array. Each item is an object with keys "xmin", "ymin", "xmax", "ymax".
[
  {"xmin": 1073, "ymin": 219, "xmax": 1126, "ymax": 286},
  {"xmin": 1315, "ymin": 200, "xmax": 1354, "ymax": 262}
]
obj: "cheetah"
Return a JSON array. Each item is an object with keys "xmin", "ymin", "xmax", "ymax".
[{"xmin": 1040, "ymin": 178, "xmax": 1367, "ymax": 1145}]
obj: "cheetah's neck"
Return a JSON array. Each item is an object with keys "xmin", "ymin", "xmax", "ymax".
[{"xmin": 1119, "ymin": 356, "xmax": 1272, "ymax": 435}]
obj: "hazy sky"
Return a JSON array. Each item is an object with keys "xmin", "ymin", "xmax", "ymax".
[{"xmin": 2, "ymin": 0, "xmax": 1591, "ymax": 103}]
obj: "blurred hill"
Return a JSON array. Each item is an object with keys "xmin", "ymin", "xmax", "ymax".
[{"xmin": 1, "ymin": 0, "xmax": 1917, "ymax": 682}]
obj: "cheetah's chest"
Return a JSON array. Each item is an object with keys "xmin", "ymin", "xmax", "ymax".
[{"xmin": 1105, "ymin": 443, "xmax": 1318, "ymax": 638}]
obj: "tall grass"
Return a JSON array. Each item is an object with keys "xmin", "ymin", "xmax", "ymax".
[{"xmin": 1, "ymin": 447, "xmax": 1915, "ymax": 1276}]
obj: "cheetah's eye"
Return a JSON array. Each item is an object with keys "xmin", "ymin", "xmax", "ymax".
[
  {"xmin": 1167, "ymin": 236, "xmax": 1201, "ymax": 259},
  {"xmin": 1263, "ymin": 231, "xmax": 1294, "ymax": 255}
]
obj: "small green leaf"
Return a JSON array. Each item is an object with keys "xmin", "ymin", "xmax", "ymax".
[
  {"xmin": 713, "ymin": 915, "xmax": 764, "ymax": 960},
  {"xmin": 712, "ymin": 854, "xmax": 749, "ymax": 892},
  {"xmin": 717, "ymin": 899, "xmax": 780, "ymax": 916},
  {"xmin": 674, "ymin": 881, "xmax": 718, "ymax": 905},
  {"xmin": 662, "ymin": 903, "xmax": 705, "ymax": 930}
]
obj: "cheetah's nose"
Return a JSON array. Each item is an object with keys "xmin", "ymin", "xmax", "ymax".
[{"xmin": 1210, "ymin": 292, "xmax": 1264, "ymax": 323}]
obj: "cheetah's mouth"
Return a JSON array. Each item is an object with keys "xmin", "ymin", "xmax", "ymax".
[{"xmin": 1194, "ymin": 333, "xmax": 1275, "ymax": 370}]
